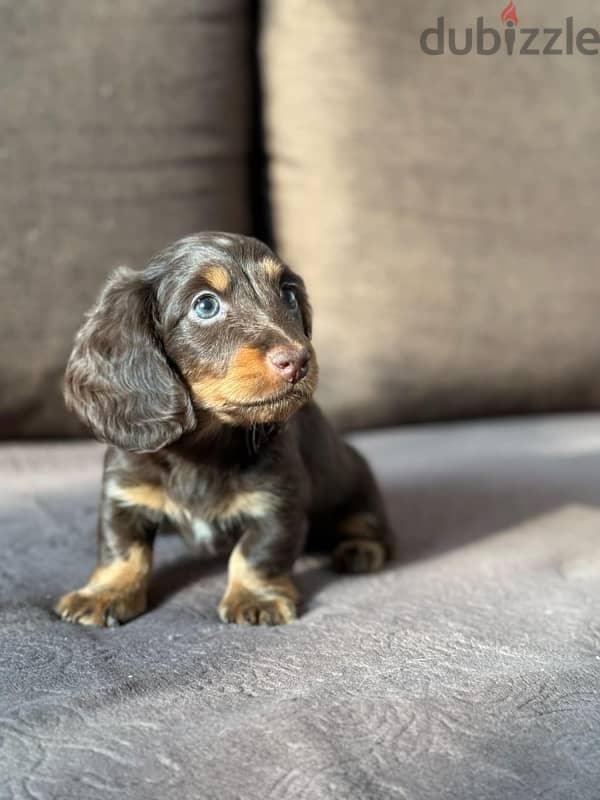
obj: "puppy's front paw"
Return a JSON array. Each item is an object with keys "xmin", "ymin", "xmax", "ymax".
[
  {"xmin": 54, "ymin": 587, "xmax": 147, "ymax": 627},
  {"xmin": 218, "ymin": 588, "xmax": 297, "ymax": 625},
  {"xmin": 333, "ymin": 538, "xmax": 386, "ymax": 574}
]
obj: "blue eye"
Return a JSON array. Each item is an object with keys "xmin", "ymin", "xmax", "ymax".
[
  {"xmin": 193, "ymin": 293, "xmax": 221, "ymax": 320},
  {"xmin": 281, "ymin": 285, "xmax": 298, "ymax": 311}
]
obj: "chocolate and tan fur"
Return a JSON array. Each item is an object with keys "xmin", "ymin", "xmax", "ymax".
[{"xmin": 55, "ymin": 233, "xmax": 391, "ymax": 627}]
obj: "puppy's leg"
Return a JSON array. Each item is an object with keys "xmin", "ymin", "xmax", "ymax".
[
  {"xmin": 55, "ymin": 493, "xmax": 156, "ymax": 627},
  {"xmin": 218, "ymin": 516, "xmax": 306, "ymax": 625},
  {"xmin": 332, "ymin": 444, "xmax": 391, "ymax": 574}
]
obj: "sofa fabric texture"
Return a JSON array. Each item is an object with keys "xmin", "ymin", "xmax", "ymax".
[
  {"xmin": 261, "ymin": 0, "xmax": 600, "ymax": 429},
  {"xmin": 0, "ymin": 0, "xmax": 251, "ymax": 438},
  {"xmin": 2, "ymin": 415, "xmax": 600, "ymax": 799}
]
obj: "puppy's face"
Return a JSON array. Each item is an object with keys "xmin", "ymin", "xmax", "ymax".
[
  {"xmin": 159, "ymin": 234, "xmax": 318, "ymax": 426},
  {"xmin": 64, "ymin": 233, "xmax": 318, "ymax": 452}
]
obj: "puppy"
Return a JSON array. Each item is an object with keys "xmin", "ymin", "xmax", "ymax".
[{"xmin": 55, "ymin": 233, "xmax": 391, "ymax": 627}]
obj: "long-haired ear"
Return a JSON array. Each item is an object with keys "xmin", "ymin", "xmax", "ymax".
[
  {"xmin": 64, "ymin": 267, "xmax": 196, "ymax": 453},
  {"xmin": 294, "ymin": 275, "xmax": 313, "ymax": 339}
]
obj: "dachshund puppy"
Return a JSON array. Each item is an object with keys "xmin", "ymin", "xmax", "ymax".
[{"xmin": 55, "ymin": 233, "xmax": 391, "ymax": 627}]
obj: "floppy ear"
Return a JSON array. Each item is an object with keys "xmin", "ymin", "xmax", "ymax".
[
  {"xmin": 64, "ymin": 266, "xmax": 196, "ymax": 453},
  {"xmin": 294, "ymin": 276, "xmax": 313, "ymax": 339}
]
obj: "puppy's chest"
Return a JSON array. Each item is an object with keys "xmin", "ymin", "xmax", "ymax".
[{"xmin": 161, "ymin": 467, "xmax": 273, "ymax": 549}]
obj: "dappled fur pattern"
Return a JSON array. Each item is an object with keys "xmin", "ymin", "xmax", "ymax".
[{"xmin": 57, "ymin": 232, "xmax": 390, "ymax": 626}]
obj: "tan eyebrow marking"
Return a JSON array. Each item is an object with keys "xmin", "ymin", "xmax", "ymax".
[
  {"xmin": 261, "ymin": 258, "xmax": 284, "ymax": 281},
  {"xmin": 202, "ymin": 265, "xmax": 230, "ymax": 293}
]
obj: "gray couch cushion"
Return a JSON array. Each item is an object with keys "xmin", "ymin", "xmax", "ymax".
[
  {"xmin": 2, "ymin": 414, "xmax": 600, "ymax": 798},
  {"xmin": 0, "ymin": 0, "xmax": 251, "ymax": 438},
  {"xmin": 261, "ymin": 0, "xmax": 600, "ymax": 429}
]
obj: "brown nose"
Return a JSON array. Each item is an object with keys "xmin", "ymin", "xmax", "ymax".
[{"xmin": 267, "ymin": 345, "xmax": 310, "ymax": 384}]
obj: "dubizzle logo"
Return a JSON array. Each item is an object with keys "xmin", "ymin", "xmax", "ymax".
[
  {"xmin": 420, "ymin": 2, "xmax": 600, "ymax": 56},
  {"xmin": 500, "ymin": 1, "xmax": 518, "ymax": 26}
]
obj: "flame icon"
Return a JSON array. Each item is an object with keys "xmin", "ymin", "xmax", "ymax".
[{"xmin": 500, "ymin": 0, "xmax": 518, "ymax": 26}]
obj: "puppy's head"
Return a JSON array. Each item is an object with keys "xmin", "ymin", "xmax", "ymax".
[{"xmin": 65, "ymin": 233, "xmax": 318, "ymax": 452}]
